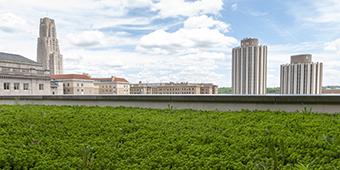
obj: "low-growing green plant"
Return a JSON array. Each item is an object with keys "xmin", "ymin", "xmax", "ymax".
[
  {"xmin": 0, "ymin": 105, "xmax": 339, "ymax": 169},
  {"xmin": 301, "ymin": 106, "xmax": 313, "ymax": 114}
]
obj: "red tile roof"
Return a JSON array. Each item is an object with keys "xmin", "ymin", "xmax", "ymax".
[
  {"xmin": 91, "ymin": 76, "xmax": 128, "ymax": 83},
  {"xmin": 112, "ymin": 77, "xmax": 129, "ymax": 83},
  {"xmin": 50, "ymin": 74, "xmax": 92, "ymax": 80},
  {"xmin": 91, "ymin": 78, "xmax": 112, "ymax": 81}
]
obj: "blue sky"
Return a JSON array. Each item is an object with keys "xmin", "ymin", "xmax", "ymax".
[{"xmin": 0, "ymin": 0, "xmax": 340, "ymax": 87}]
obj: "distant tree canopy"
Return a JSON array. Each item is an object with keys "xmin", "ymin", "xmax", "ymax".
[
  {"xmin": 218, "ymin": 87, "xmax": 232, "ymax": 94},
  {"xmin": 266, "ymin": 87, "xmax": 280, "ymax": 94},
  {"xmin": 218, "ymin": 87, "xmax": 280, "ymax": 94}
]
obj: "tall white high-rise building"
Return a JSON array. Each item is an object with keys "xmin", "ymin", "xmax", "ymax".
[
  {"xmin": 232, "ymin": 38, "xmax": 267, "ymax": 94},
  {"xmin": 280, "ymin": 54, "xmax": 323, "ymax": 94},
  {"xmin": 37, "ymin": 17, "xmax": 63, "ymax": 75}
]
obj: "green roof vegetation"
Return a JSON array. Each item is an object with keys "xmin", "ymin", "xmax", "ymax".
[{"xmin": 0, "ymin": 105, "xmax": 339, "ymax": 169}]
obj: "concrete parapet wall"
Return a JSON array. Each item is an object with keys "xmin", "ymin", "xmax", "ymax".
[{"xmin": 0, "ymin": 95, "xmax": 339, "ymax": 114}]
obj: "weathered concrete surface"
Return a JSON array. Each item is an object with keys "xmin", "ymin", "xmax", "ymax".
[{"xmin": 0, "ymin": 95, "xmax": 339, "ymax": 113}]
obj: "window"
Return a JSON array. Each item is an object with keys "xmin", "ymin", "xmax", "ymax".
[
  {"xmin": 67, "ymin": 83, "xmax": 70, "ymax": 87},
  {"xmin": 39, "ymin": 84, "xmax": 44, "ymax": 90},
  {"xmin": 77, "ymin": 89, "xmax": 80, "ymax": 92},
  {"xmin": 81, "ymin": 89, "xmax": 84, "ymax": 92},
  {"xmin": 14, "ymin": 83, "xmax": 20, "ymax": 90},
  {"xmin": 2, "ymin": 67, "xmax": 10, "ymax": 72},
  {"xmin": 4, "ymin": 83, "xmax": 10, "ymax": 90},
  {"xmin": 21, "ymin": 69, "xmax": 29, "ymax": 73},
  {"xmin": 81, "ymin": 83, "xmax": 84, "ymax": 87},
  {"xmin": 77, "ymin": 83, "xmax": 79, "ymax": 87},
  {"xmin": 23, "ymin": 83, "xmax": 29, "ymax": 90}
]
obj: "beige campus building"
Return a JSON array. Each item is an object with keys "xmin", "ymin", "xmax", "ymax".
[
  {"xmin": 92, "ymin": 77, "xmax": 130, "ymax": 95},
  {"xmin": 51, "ymin": 74, "xmax": 97, "ymax": 95},
  {"xmin": 232, "ymin": 38, "xmax": 267, "ymax": 94},
  {"xmin": 51, "ymin": 74, "xmax": 130, "ymax": 95},
  {"xmin": 280, "ymin": 54, "xmax": 323, "ymax": 94},
  {"xmin": 37, "ymin": 17, "xmax": 63, "ymax": 75},
  {"xmin": 130, "ymin": 82, "xmax": 218, "ymax": 94},
  {"xmin": 0, "ymin": 52, "xmax": 51, "ymax": 95}
]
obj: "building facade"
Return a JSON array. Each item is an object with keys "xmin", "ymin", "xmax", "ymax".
[
  {"xmin": 280, "ymin": 54, "xmax": 323, "ymax": 94},
  {"xmin": 51, "ymin": 74, "xmax": 130, "ymax": 95},
  {"xmin": 50, "ymin": 80, "xmax": 64, "ymax": 95},
  {"xmin": 130, "ymin": 82, "xmax": 218, "ymax": 94},
  {"xmin": 322, "ymin": 89, "xmax": 340, "ymax": 94},
  {"xmin": 37, "ymin": 17, "xmax": 63, "ymax": 75},
  {"xmin": 0, "ymin": 52, "xmax": 51, "ymax": 95},
  {"xmin": 232, "ymin": 38, "xmax": 267, "ymax": 94},
  {"xmin": 92, "ymin": 76, "xmax": 130, "ymax": 95},
  {"xmin": 51, "ymin": 74, "xmax": 98, "ymax": 95}
]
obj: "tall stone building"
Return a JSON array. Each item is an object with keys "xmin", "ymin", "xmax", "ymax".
[
  {"xmin": 280, "ymin": 54, "xmax": 323, "ymax": 94},
  {"xmin": 37, "ymin": 17, "xmax": 63, "ymax": 75},
  {"xmin": 232, "ymin": 38, "xmax": 267, "ymax": 94}
]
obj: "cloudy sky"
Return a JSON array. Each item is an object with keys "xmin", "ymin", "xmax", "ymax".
[{"xmin": 0, "ymin": 0, "xmax": 340, "ymax": 87}]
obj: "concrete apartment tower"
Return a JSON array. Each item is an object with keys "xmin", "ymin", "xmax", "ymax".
[
  {"xmin": 232, "ymin": 38, "xmax": 267, "ymax": 94},
  {"xmin": 37, "ymin": 17, "xmax": 63, "ymax": 74},
  {"xmin": 280, "ymin": 54, "xmax": 323, "ymax": 94}
]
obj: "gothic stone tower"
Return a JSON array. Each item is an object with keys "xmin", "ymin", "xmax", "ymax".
[{"xmin": 37, "ymin": 17, "xmax": 63, "ymax": 74}]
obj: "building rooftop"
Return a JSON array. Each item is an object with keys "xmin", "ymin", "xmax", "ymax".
[
  {"xmin": 291, "ymin": 54, "xmax": 312, "ymax": 64},
  {"xmin": 51, "ymin": 74, "xmax": 92, "ymax": 80},
  {"xmin": 113, "ymin": 77, "xmax": 129, "ymax": 83},
  {"xmin": 0, "ymin": 52, "xmax": 39, "ymax": 65},
  {"xmin": 92, "ymin": 76, "xmax": 129, "ymax": 83},
  {"xmin": 241, "ymin": 38, "xmax": 259, "ymax": 47}
]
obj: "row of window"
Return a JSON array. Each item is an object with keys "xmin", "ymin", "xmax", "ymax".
[
  {"xmin": 2, "ymin": 83, "xmax": 44, "ymax": 90},
  {"xmin": 63, "ymin": 88, "xmax": 86, "ymax": 93},
  {"xmin": 63, "ymin": 83, "xmax": 84, "ymax": 87},
  {"xmin": 0, "ymin": 67, "xmax": 45, "ymax": 74},
  {"xmin": 159, "ymin": 88, "xmax": 196, "ymax": 91},
  {"xmin": 159, "ymin": 92, "xmax": 196, "ymax": 94},
  {"xmin": 100, "ymin": 85, "xmax": 128, "ymax": 88}
]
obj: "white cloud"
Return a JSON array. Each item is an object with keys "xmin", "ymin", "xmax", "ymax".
[
  {"xmin": 138, "ymin": 28, "xmax": 236, "ymax": 54},
  {"xmin": 151, "ymin": 0, "xmax": 223, "ymax": 18},
  {"xmin": 67, "ymin": 31, "xmax": 105, "ymax": 47},
  {"xmin": 291, "ymin": 0, "xmax": 340, "ymax": 25},
  {"xmin": 325, "ymin": 38, "xmax": 340, "ymax": 53},
  {"xmin": 0, "ymin": 12, "xmax": 30, "ymax": 33},
  {"xmin": 65, "ymin": 30, "xmax": 139, "ymax": 49},
  {"xmin": 138, "ymin": 15, "xmax": 237, "ymax": 55},
  {"xmin": 183, "ymin": 15, "xmax": 230, "ymax": 33},
  {"xmin": 305, "ymin": 0, "xmax": 340, "ymax": 23},
  {"xmin": 231, "ymin": 3, "xmax": 238, "ymax": 11}
]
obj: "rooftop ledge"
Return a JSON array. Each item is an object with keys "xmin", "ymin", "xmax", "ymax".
[{"xmin": 1, "ymin": 94, "xmax": 340, "ymax": 104}]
